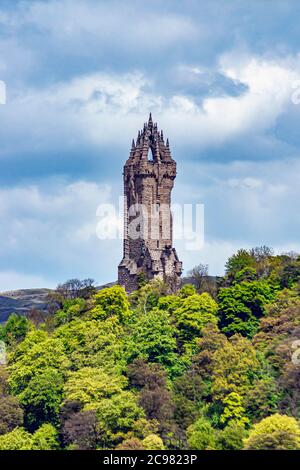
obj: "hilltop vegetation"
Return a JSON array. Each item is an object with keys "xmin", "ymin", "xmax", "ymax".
[{"xmin": 0, "ymin": 247, "xmax": 300, "ymax": 450}]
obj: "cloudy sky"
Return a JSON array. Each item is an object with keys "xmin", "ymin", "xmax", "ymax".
[{"xmin": 1, "ymin": 0, "xmax": 300, "ymax": 290}]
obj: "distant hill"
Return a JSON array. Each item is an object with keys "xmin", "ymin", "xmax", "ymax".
[{"xmin": 0, "ymin": 288, "xmax": 52, "ymax": 323}]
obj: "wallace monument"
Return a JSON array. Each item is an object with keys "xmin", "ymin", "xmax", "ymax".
[{"xmin": 118, "ymin": 114, "xmax": 182, "ymax": 292}]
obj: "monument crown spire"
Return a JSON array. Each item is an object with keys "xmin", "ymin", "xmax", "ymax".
[{"xmin": 129, "ymin": 115, "xmax": 172, "ymax": 163}]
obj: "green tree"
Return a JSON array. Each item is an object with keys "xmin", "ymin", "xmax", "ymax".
[
  {"xmin": 89, "ymin": 391, "xmax": 144, "ymax": 448},
  {"xmin": 8, "ymin": 330, "xmax": 70, "ymax": 396},
  {"xmin": 174, "ymin": 293, "xmax": 218, "ymax": 343},
  {"xmin": 0, "ymin": 427, "xmax": 33, "ymax": 450},
  {"xmin": 244, "ymin": 376, "xmax": 280, "ymax": 421},
  {"xmin": 54, "ymin": 298, "xmax": 87, "ymax": 326},
  {"xmin": 216, "ymin": 421, "xmax": 246, "ymax": 450},
  {"xmin": 91, "ymin": 285, "xmax": 130, "ymax": 323},
  {"xmin": 0, "ymin": 314, "xmax": 29, "ymax": 346},
  {"xmin": 127, "ymin": 309, "xmax": 179, "ymax": 370},
  {"xmin": 0, "ymin": 424, "xmax": 60, "ymax": 450},
  {"xmin": 234, "ymin": 267, "xmax": 257, "ymax": 283},
  {"xmin": 212, "ymin": 334, "xmax": 261, "ymax": 401},
  {"xmin": 218, "ymin": 280, "xmax": 276, "ymax": 337},
  {"xmin": 244, "ymin": 414, "xmax": 300, "ymax": 450},
  {"xmin": 54, "ymin": 317, "xmax": 126, "ymax": 370},
  {"xmin": 225, "ymin": 249, "xmax": 255, "ymax": 281},
  {"xmin": 32, "ymin": 423, "xmax": 59, "ymax": 450},
  {"xmin": 187, "ymin": 417, "xmax": 216, "ymax": 450},
  {"xmin": 129, "ymin": 279, "xmax": 169, "ymax": 314},
  {"xmin": 178, "ymin": 284, "xmax": 197, "ymax": 298},
  {"xmin": 220, "ymin": 392, "xmax": 249, "ymax": 425},
  {"xmin": 18, "ymin": 368, "xmax": 64, "ymax": 429},
  {"xmin": 142, "ymin": 434, "xmax": 165, "ymax": 450},
  {"xmin": 64, "ymin": 367, "xmax": 126, "ymax": 406},
  {"xmin": 280, "ymin": 260, "xmax": 300, "ymax": 288}
]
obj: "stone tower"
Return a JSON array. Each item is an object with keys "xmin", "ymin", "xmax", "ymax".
[{"xmin": 118, "ymin": 114, "xmax": 182, "ymax": 292}]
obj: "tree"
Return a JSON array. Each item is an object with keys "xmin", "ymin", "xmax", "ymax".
[
  {"xmin": 225, "ymin": 249, "xmax": 255, "ymax": 281},
  {"xmin": 18, "ymin": 368, "xmax": 64, "ymax": 430},
  {"xmin": 90, "ymin": 391, "xmax": 144, "ymax": 448},
  {"xmin": 280, "ymin": 261, "xmax": 300, "ymax": 288},
  {"xmin": 174, "ymin": 293, "xmax": 218, "ymax": 343},
  {"xmin": 244, "ymin": 376, "xmax": 279, "ymax": 421},
  {"xmin": 234, "ymin": 267, "xmax": 257, "ymax": 283},
  {"xmin": 128, "ymin": 360, "xmax": 175, "ymax": 438},
  {"xmin": 129, "ymin": 279, "xmax": 169, "ymax": 314},
  {"xmin": 127, "ymin": 309, "xmax": 179, "ymax": 371},
  {"xmin": 253, "ymin": 289, "xmax": 300, "ymax": 418},
  {"xmin": 157, "ymin": 294, "xmax": 181, "ymax": 313},
  {"xmin": 244, "ymin": 414, "xmax": 300, "ymax": 450},
  {"xmin": 63, "ymin": 410, "xmax": 99, "ymax": 450},
  {"xmin": 91, "ymin": 285, "xmax": 130, "ymax": 323},
  {"xmin": 116, "ymin": 438, "xmax": 145, "ymax": 450},
  {"xmin": 128, "ymin": 359, "xmax": 167, "ymax": 390},
  {"xmin": 0, "ymin": 314, "xmax": 29, "ymax": 346},
  {"xmin": 220, "ymin": 392, "xmax": 249, "ymax": 426},
  {"xmin": 54, "ymin": 297, "xmax": 87, "ymax": 326},
  {"xmin": 216, "ymin": 421, "xmax": 246, "ymax": 450},
  {"xmin": 0, "ymin": 396, "xmax": 24, "ymax": 435},
  {"xmin": 0, "ymin": 427, "xmax": 33, "ymax": 450},
  {"xmin": 253, "ymin": 289, "xmax": 300, "ymax": 361},
  {"xmin": 27, "ymin": 308, "xmax": 45, "ymax": 327},
  {"xmin": 250, "ymin": 246, "xmax": 274, "ymax": 262},
  {"xmin": 0, "ymin": 424, "xmax": 59, "ymax": 450},
  {"xmin": 63, "ymin": 366, "xmax": 143, "ymax": 448},
  {"xmin": 142, "ymin": 434, "xmax": 165, "ymax": 450},
  {"xmin": 172, "ymin": 324, "xmax": 228, "ymax": 429},
  {"xmin": 9, "ymin": 330, "xmax": 70, "ymax": 394},
  {"xmin": 47, "ymin": 279, "xmax": 96, "ymax": 313},
  {"xmin": 56, "ymin": 278, "xmax": 96, "ymax": 300},
  {"xmin": 218, "ymin": 280, "xmax": 275, "ymax": 337},
  {"xmin": 64, "ymin": 367, "xmax": 126, "ymax": 406},
  {"xmin": 0, "ymin": 366, "xmax": 8, "ymax": 397},
  {"xmin": 187, "ymin": 264, "xmax": 209, "ymax": 292},
  {"xmin": 32, "ymin": 423, "xmax": 59, "ymax": 450},
  {"xmin": 187, "ymin": 417, "xmax": 216, "ymax": 450},
  {"xmin": 54, "ymin": 317, "xmax": 126, "ymax": 370},
  {"xmin": 211, "ymin": 334, "xmax": 261, "ymax": 402},
  {"xmin": 60, "ymin": 400, "xmax": 83, "ymax": 424},
  {"xmin": 178, "ymin": 284, "xmax": 196, "ymax": 298},
  {"xmin": 132, "ymin": 418, "xmax": 160, "ymax": 439},
  {"xmin": 8, "ymin": 332, "xmax": 70, "ymax": 414},
  {"xmin": 278, "ymin": 363, "xmax": 300, "ymax": 419}
]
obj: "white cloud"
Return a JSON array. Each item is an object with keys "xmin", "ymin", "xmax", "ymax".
[
  {"xmin": 2, "ymin": 0, "xmax": 198, "ymax": 53},
  {"xmin": 2, "ymin": 52, "xmax": 300, "ymax": 159},
  {"xmin": 176, "ymin": 156, "xmax": 300, "ymax": 249},
  {"xmin": 0, "ymin": 180, "xmax": 122, "ymax": 289}
]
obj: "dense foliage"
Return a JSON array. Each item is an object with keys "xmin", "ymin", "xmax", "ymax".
[{"xmin": 0, "ymin": 247, "xmax": 300, "ymax": 450}]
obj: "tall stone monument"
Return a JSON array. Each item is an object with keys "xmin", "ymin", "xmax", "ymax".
[{"xmin": 118, "ymin": 114, "xmax": 182, "ymax": 292}]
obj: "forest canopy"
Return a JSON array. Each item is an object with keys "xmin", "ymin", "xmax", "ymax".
[{"xmin": 0, "ymin": 247, "xmax": 300, "ymax": 450}]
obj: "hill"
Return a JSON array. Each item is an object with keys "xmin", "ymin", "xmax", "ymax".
[{"xmin": 0, "ymin": 288, "xmax": 52, "ymax": 322}]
